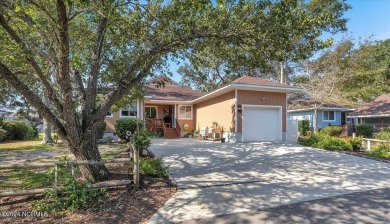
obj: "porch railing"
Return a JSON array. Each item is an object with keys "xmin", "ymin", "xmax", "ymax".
[
  {"xmin": 175, "ymin": 119, "xmax": 181, "ymax": 137},
  {"xmin": 146, "ymin": 118, "xmax": 163, "ymax": 131}
]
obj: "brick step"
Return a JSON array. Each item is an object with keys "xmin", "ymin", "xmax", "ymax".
[
  {"xmin": 164, "ymin": 133, "xmax": 179, "ymax": 136},
  {"xmin": 165, "ymin": 136, "xmax": 179, "ymax": 139},
  {"xmin": 163, "ymin": 128, "xmax": 179, "ymax": 139}
]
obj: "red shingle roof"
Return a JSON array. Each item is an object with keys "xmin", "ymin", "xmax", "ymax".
[
  {"xmin": 232, "ymin": 76, "xmax": 297, "ymax": 89},
  {"xmin": 350, "ymin": 93, "xmax": 390, "ymax": 116},
  {"xmin": 145, "ymin": 75, "xmax": 300, "ymax": 102},
  {"xmin": 145, "ymin": 79, "xmax": 204, "ymax": 101}
]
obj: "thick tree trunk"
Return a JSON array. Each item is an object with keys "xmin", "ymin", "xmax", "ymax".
[
  {"xmin": 73, "ymin": 138, "xmax": 110, "ymax": 182},
  {"xmin": 69, "ymin": 123, "xmax": 110, "ymax": 182},
  {"xmin": 41, "ymin": 118, "xmax": 53, "ymax": 144},
  {"xmin": 41, "ymin": 91, "xmax": 53, "ymax": 144}
]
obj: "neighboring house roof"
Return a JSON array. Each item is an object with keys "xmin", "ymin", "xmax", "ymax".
[
  {"xmin": 288, "ymin": 101, "xmax": 355, "ymax": 112},
  {"xmin": 145, "ymin": 75, "xmax": 302, "ymax": 104},
  {"xmin": 348, "ymin": 93, "xmax": 390, "ymax": 118}
]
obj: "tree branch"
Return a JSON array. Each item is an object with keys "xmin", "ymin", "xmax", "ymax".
[
  {"xmin": 0, "ymin": 12, "xmax": 64, "ymax": 115},
  {"xmin": 96, "ymin": 30, "xmax": 260, "ymax": 119},
  {"xmin": 84, "ymin": 17, "xmax": 108, "ymax": 127},
  {"xmin": 56, "ymin": 0, "xmax": 80, "ymax": 143},
  {"xmin": 0, "ymin": 61, "xmax": 69, "ymax": 146}
]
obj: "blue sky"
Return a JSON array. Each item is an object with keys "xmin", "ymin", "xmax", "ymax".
[
  {"xmin": 329, "ymin": 0, "xmax": 390, "ymax": 41},
  {"xmin": 168, "ymin": 0, "xmax": 390, "ymax": 82}
]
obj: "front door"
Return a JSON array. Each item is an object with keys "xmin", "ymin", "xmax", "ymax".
[{"xmin": 163, "ymin": 105, "xmax": 174, "ymax": 128}]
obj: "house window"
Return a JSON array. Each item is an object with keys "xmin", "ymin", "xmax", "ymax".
[
  {"xmin": 145, "ymin": 106, "xmax": 157, "ymax": 119},
  {"xmin": 106, "ymin": 109, "xmax": 113, "ymax": 118},
  {"xmin": 179, "ymin": 105, "xmax": 192, "ymax": 119},
  {"xmin": 120, "ymin": 101, "xmax": 138, "ymax": 118},
  {"xmin": 323, "ymin": 111, "xmax": 335, "ymax": 121}
]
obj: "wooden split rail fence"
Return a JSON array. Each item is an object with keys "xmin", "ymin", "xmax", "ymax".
[
  {"xmin": 0, "ymin": 144, "xmax": 140, "ymax": 197},
  {"xmin": 362, "ymin": 138, "xmax": 390, "ymax": 151}
]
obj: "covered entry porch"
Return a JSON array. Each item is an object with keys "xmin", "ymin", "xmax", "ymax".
[{"xmin": 144, "ymin": 103, "xmax": 181, "ymax": 139}]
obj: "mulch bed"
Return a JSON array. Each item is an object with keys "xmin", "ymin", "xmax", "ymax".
[{"xmin": 0, "ymin": 155, "xmax": 176, "ymax": 224}]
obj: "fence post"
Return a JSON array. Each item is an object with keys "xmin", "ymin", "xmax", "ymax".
[
  {"xmin": 367, "ymin": 140, "xmax": 371, "ymax": 151},
  {"xmin": 54, "ymin": 163, "xmax": 58, "ymax": 196},
  {"xmin": 132, "ymin": 143, "xmax": 140, "ymax": 190},
  {"xmin": 70, "ymin": 163, "xmax": 75, "ymax": 177}
]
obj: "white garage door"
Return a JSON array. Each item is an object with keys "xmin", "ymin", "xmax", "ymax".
[{"xmin": 242, "ymin": 106, "xmax": 281, "ymax": 142}]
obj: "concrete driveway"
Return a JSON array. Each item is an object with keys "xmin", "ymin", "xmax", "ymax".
[{"xmin": 148, "ymin": 139, "xmax": 390, "ymax": 223}]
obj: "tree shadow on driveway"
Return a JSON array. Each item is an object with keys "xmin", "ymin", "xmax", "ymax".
[{"xmin": 148, "ymin": 139, "xmax": 390, "ymax": 223}]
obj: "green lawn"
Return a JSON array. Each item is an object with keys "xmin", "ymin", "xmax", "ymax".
[
  {"xmin": 0, "ymin": 140, "xmax": 64, "ymax": 154},
  {"xmin": 0, "ymin": 141, "xmax": 128, "ymax": 191}
]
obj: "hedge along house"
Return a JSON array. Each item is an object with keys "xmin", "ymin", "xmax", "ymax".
[
  {"xmin": 104, "ymin": 76, "xmax": 302, "ymax": 142},
  {"xmin": 347, "ymin": 93, "xmax": 390, "ymax": 132}
]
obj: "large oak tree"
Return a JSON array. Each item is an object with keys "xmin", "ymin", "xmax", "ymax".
[{"xmin": 0, "ymin": 0, "xmax": 349, "ymax": 182}]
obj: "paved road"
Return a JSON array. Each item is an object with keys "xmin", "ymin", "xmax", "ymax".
[
  {"xmin": 183, "ymin": 187, "xmax": 390, "ymax": 224},
  {"xmin": 148, "ymin": 139, "xmax": 390, "ymax": 223}
]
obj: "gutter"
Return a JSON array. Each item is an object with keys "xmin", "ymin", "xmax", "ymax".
[{"xmin": 347, "ymin": 114, "xmax": 390, "ymax": 118}]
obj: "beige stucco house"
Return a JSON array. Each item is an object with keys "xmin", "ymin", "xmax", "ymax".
[{"xmin": 104, "ymin": 76, "xmax": 301, "ymax": 143}]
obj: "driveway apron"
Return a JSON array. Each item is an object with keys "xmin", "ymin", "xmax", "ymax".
[{"xmin": 148, "ymin": 139, "xmax": 390, "ymax": 223}]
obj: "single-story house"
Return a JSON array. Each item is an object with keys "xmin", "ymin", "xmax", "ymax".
[
  {"xmin": 347, "ymin": 93, "xmax": 390, "ymax": 131},
  {"xmin": 288, "ymin": 103, "xmax": 354, "ymax": 131},
  {"xmin": 0, "ymin": 110, "xmax": 15, "ymax": 121},
  {"xmin": 104, "ymin": 76, "xmax": 302, "ymax": 142}
]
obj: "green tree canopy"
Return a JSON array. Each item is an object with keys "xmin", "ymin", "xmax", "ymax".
[
  {"xmin": 340, "ymin": 38, "xmax": 390, "ymax": 102},
  {"xmin": 0, "ymin": 0, "xmax": 350, "ymax": 181}
]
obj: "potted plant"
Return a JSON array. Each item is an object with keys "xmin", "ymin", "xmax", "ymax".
[
  {"xmin": 193, "ymin": 130, "xmax": 200, "ymax": 138},
  {"xmin": 187, "ymin": 131, "xmax": 193, "ymax": 138}
]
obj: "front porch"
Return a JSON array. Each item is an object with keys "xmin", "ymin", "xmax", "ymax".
[
  {"xmin": 144, "ymin": 104, "xmax": 184, "ymax": 139},
  {"xmin": 145, "ymin": 118, "xmax": 181, "ymax": 139}
]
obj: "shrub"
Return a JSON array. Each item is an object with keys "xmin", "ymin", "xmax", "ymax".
[
  {"xmin": 25, "ymin": 126, "xmax": 38, "ymax": 140},
  {"xmin": 33, "ymin": 157, "xmax": 108, "ymax": 212},
  {"xmin": 375, "ymin": 130, "xmax": 390, "ymax": 141},
  {"xmin": 298, "ymin": 135, "xmax": 319, "ymax": 147},
  {"xmin": 2, "ymin": 121, "xmax": 29, "ymax": 140},
  {"xmin": 96, "ymin": 122, "xmax": 106, "ymax": 139},
  {"xmin": 0, "ymin": 128, "xmax": 6, "ymax": 142},
  {"xmin": 139, "ymin": 158, "xmax": 169, "ymax": 177},
  {"xmin": 319, "ymin": 126, "xmax": 343, "ymax": 137},
  {"xmin": 133, "ymin": 131, "xmax": 152, "ymax": 149},
  {"xmin": 104, "ymin": 136, "xmax": 113, "ymax": 143},
  {"xmin": 366, "ymin": 144, "xmax": 390, "ymax": 160},
  {"xmin": 298, "ymin": 120, "xmax": 310, "ymax": 136},
  {"xmin": 298, "ymin": 134, "xmax": 352, "ymax": 151},
  {"xmin": 315, "ymin": 135, "xmax": 352, "ymax": 151},
  {"xmin": 382, "ymin": 127, "xmax": 390, "ymax": 133},
  {"xmin": 349, "ymin": 137, "xmax": 363, "ymax": 150},
  {"xmin": 114, "ymin": 118, "xmax": 143, "ymax": 141},
  {"xmin": 356, "ymin": 124, "xmax": 374, "ymax": 138}
]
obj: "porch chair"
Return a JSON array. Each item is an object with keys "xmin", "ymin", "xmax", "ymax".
[{"xmin": 199, "ymin": 127, "xmax": 207, "ymax": 140}]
